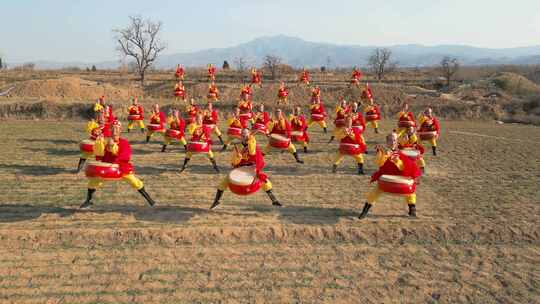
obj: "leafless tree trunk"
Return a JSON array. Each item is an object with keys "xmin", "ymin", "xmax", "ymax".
[
  {"xmin": 234, "ymin": 57, "xmax": 247, "ymax": 72},
  {"xmin": 368, "ymin": 48, "xmax": 395, "ymax": 81},
  {"xmin": 439, "ymin": 56, "xmax": 460, "ymax": 88},
  {"xmin": 263, "ymin": 55, "xmax": 282, "ymax": 80},
  {"xmin": 114, "ymin": 16, "xmax": 166, "ymax": 87}
]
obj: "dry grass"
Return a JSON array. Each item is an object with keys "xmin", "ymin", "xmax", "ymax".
[{"xmin": 0, "ymin": 119, "xmax": 538, "ymax": 303}]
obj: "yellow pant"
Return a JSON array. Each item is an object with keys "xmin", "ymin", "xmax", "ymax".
[
  {"xmin": 368, "ymin": 121, "xmax": 379, "ymax": 129},
  {"xmin": 334, "ymin": 152, "xmax": 364, "ymax": 165},
  {"xmin": 147, "ymin": 129, "xmax": 165, "ymax": 138},
  {"xmin": 417, "ymin": 157, "xmax": 426, "ymax": 168},
  {"xmin": 293, "ymin": 139, "xmax": 308, "ymax": 148},
  {"xmin": 80, "ymin": 151, "xmax": 93, "ymax": 160},
  {"xmin": 421, "ymin": 138, "xmax": 437, "ymax": 147},
  {"xmin": 186, "ymin": 150, "xmax": 215, "ymax": 159},
  {"xmin": 264, "ymin": 143, "xmax": 297, "ymax": 154},
  {"xmin": 128, "ymin": 120, "xmax": 145, "ymax": 130},
  {"xmin": 87, "ymin": 174, "xmax": 144, "ymax": 190},
  {"xmin": 307, "ymin": 119, "xmax": 327, "ymax": 129},
  {"xmin": 366, "ymin": 187, "xmax": 416, "ymax": 205},
  {"xmin": 333, "ymin": 127, "xmax": 343, "ymax": 137},
  {"xmin": 164, "ymin": 135, "xmax": 187, "ymax": 146},
  {"xmin": 212, "ymin": 126, "xmax": 222, "ymax": 137},
  {"xmin": 218, "ymin": 176, "xmax": 272, "ymax": 192}
]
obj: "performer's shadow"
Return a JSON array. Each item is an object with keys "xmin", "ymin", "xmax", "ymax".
[
  {"xmin": 21, "ymin": 138, "xmax": 79, "ymax": 145},
  {"xmin": 0, "ymin": 164, "xmax": 71, "ymax": 176},
  {"xmin": 27, "ymin": 147, "xmax": 80, "ymax": 156},
  {"xmin": 245, "ymin": 205, "xmax": 356, "ymax": 225},
  {"xmin": 0, "ymin": 204, "xmax": 77, "ymax": 223}
]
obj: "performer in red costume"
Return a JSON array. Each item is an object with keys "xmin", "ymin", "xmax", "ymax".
[
  {"xmin": 146, "ymin": 104, "xmax": 166, "ymax": 143},
  {"xmin": 174, "ymin": 81, "xmax": 186, "ymax": 102},
  {"xmin": 207, "ymin": 63, "xmax": 217, "ymax": 81},
  {"xmin": 350, "ymin": 67, "xmax": 362, "ymax": 86},
  {"xmin": 332, "ymin": 117, "xmax": 367, "ymax": 175},
  {"xmin": 175, "ymin": 64, "xmax": 185, "ymax": 80},
  {"xmin": 299, "ymin": 68, "xmax": 310, "ymax": 85},
  {"xmin": 126, "ymin": 97, "xmax": 145, "ymax": 133},
  {"xmin": 289, "ymin": 106, "xmax": 310, "ymax": 153},
  {"xmin": 277, "ymin": 81, "xmax": 289, "ymax": 105},
  {"xmin": 251, "ymin": 68, "xmax": 262, "ymax": 88},
  {"xmin": 417, "ymin": 107, "xmax": 441, "ymax": 156}
]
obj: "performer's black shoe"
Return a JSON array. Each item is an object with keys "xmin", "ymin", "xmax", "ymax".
[
  {"xmin": 303, "ymin": 146, "xmax": 308, "ymax": 153},
  {"xmin": 210, "ymin": 190, "xmax": 224, "ymax": 210},
  {"xmin": 218, "ymin": 136, "xmax": 224, "ymax": 145},
  {"xmin": 293, "ymin": 152, "xmax": 304, "ymax": 164},
  {"xmin": 266, "ymin": 190, "xmax": 282, "ymax": 207},
  {"xmin": 408, "ymin": 204, "xmax": 417, "ymax": 217},
  {"xmin": 76, "ymin": 158, "xmax": 86, "ymax": 173},
  {"xmin": 210, "ymin": 158, "xmax": 220, "ymax": 173},
  {"xmin": 183, "ymin": 145, "xmax": 188, "ymax": 151},
  {"xmin": 357, "ymin": 163, "xmax": 365, "ymax": 175},
  {"xmin": 323, "ymin": 127, "xmax": 328, "ymax": 134},
  {"xmin": 358, "ymin": 202, "xmax": 372, "ymax": 219},
  {"xmin": 375, "ymin": 128, "xmax": 379, "ymax": 134},
  {"xmin": 332, "ymin": 164, "xmax": 337, "ymax": 173},
  {"xmin": 127, "ymin": 128, "xmax": 130, "ymax": 133},
  {"xmin": 179, "ymin": 158, "xmax": 190, "ymax": 173},
  {"xmin": 145, "ymin": 136, "xmax": 150, "ymax": 143},
  {"xmin": 327, "ymin": 136, "xmax": 335, "ymax": 143},
  {"xmin": 161, "ymin": 145, "xmax": 167, "ymax": 152},
  {"xmin": 80, "ymin": 189, "xmax": 96, "ymax": 209},
  {"xmin": 138, "ymin": 187, "xmax": 156, "ymax": 206},
  {"xmin": 432, "ymin": 146, "xmax": 437, "ymax": 156},
  {"xmin": 221, "ymin": 144, "xmax": 228, "ymax": 152},
  {"xmin": 140, "ymin": 128, "xmax": 145, "ymax": 134}
]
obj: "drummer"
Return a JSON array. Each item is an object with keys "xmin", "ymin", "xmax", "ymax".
[
  {"xmin": 207, "ymin": 63, "xmax": 217, "ymax": 81},
  {"xmin": 93, "ymin": 96, "xmax": 106, "ymax": 113},
  {"xmin": 146, "ymin": 104, "xmax": 166, "ymax": 143},
  {"xmin": 398, "ymin": 126, "xmax": 426, "ymax": 172},
  {"xmin": 351, "ymin": 102, "xmax": 367, "ymax": 146},
  {"xmin": 252, "ymin": 104, "xmax": 270, "ymax": 135},
  {"xmin": 299, "ymin": 68, "xmax": 310, "ymax": 85},
  {"xmin": 127, "ymin": 97, "xmax": 145, "ymax": 133},
  {"xmin": 210, "ymin": 129, "xmax": 281, "ymax": 209},
  {"xmin": 397, "ymin": 103, "xmax": 416, "ymax": 133},
  {"xmin": 350, "ymin": 67, "xmax": 362, "ymax": 87},
  {"xmin": 161, "ymin": 109, "xmax": 187, "ymax": 152},
  {"xmin": 310, "ymin": 86, "xmax": 321, "ymax": 103},
  {"xmin": 237, "ymin": 95, "xmax": 254, "ymax": 126},
  {"xmin": 328, "ymin": 97, "xmax": 350, "ymax": 143},
  {"xmin": 221, "ymin": 108, "xmax": 247, "ymax": 151},
  {"xmin": 417, "ymin": 107, "xmax": 440, "ymax": 156},
  {"xmin": 307, "ymin": 97, "xmax": 328, "ymax": 133},
  {"xmin": 202, "ymin": 101, "xmax": 224, "ymax": 144},
  {"xmin": 277, "ymin": 82, "xmax": 289, "ymax": 105},
  {"xmin": 240, "ymin": 85, "xmax": 253, "ymax": 101},
  {"xmin": 264, "ymin": 109, "xmax": 304, "ymax": 164},
  {"xmin": 358, "ymin": 133, "xmax": 422, "ymax": 219},
  {"xmin": 207, "ymin": 81, "xmax": 219, "ymax": 102},
  {"xmin": 175, "ymin": 64, "xmax": 185, "ymax": 80},
  {"xmin": 80, "ymin": 122, "xmax": 156, "ymax": 209},
  {"xmin": 180, "ymin": 114, "xmax": 219, "ymax": 173},
  {"xmin": 174, "ymin": 81, "xmax": 186, "ymax": 102},
  {"xmin": 185, "ymin": 98, "xmax": 199, "ymax": 129},
  {"xmin": 332, "ymin": 116, "xmax": 367, "ymax": 175},
  {"xmin": 77, "ymin": 111, "xmax": 111, "ymax": 173},
  {"xmin": 251, "ymin": 68, "xmax": 262, "ymax": 88},
  {"xmin": 289, "ymin": 106, "xmax": 310, "ymax": 153},
  {"xmin": 363, "ymin": 97, "xmax": 381, "ymax": 134}
]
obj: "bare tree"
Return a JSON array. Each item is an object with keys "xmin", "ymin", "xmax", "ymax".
[
  {"xmin": 439, "ymin": 56, "xmax": 460, "ymax": 88},
  {"xmin": 263, "ymin": 55, "xmax": 282, "ymax": 80},
  {"xmin": 0, "ymin": 57, "xmax": 3, "ymax": 70},
  {"xmin": 368, "ymin": 48, "xmax": 396, "ymax": 81},
  {"xmin": 114, "ymin": 16, "xmax": 166, "ymax": 86},
  {"xmin": 234, "ymin": 57, "xmax": 247, "ymax": 72}
]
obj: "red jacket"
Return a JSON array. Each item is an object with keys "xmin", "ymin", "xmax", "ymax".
[
  {"xmin": 340, "ymin": 128, "xmax": 366, "ymax": 153},
  {"xmin": 254, "ymin": 111, "xmax": 270, "ymax": 125},
  {"xmin": 203, "ymin": 109, "xmax": 219, "ymax": 125},
  {"xmin": 351, "ymin": 112, "xmax": 366, "ymax": 131},
  {"xmin": 191, "ymin": 125, "xmax": 212, "ymax": 143},
  {"xmin": 150, "ymin": 111, "xmax": 166, "ymax": 128},
  {"xmin": 310, "ymin": 103, "xmax": 326, "ymax": 116},
  {"xmin": 128, "ymin": 105, "xmax": 144, "ymax": 119},
  {"xmin": 419, "ymin": 117, "xmax": 440, "ymax": 134},
  {"xmin": 101, "ymin": 138, "xmax": 134, "ymax": 175},
  {"xmin": 270, "ymin": 118, "xmax": 292, "ymax": 138},
  {"xmin": 371, "ymin": 151, "xmax": 421, "ymax": 182},
  {"xmin": 290, "ymin": 115, "xmax": 309, "ymax": 142}
]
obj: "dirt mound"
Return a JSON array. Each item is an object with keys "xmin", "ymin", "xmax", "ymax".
[
  {"xmin": 4, "ymin": 76, "xmax": 141, "ymax": 101},
  {"xmin": 490, "ymin": 72, "xmax": 540, "ymax": 96}
]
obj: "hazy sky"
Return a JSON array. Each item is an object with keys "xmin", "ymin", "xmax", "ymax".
[{"xmin": 1, "ymin": 0, "xmax": 539, "ymax": 62}]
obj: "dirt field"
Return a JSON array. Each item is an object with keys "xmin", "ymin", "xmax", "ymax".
[{"xmin": 0, "ymin": 119, "xmax": 539, "ymax": 303}]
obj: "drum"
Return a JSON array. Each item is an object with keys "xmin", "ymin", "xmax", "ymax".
[
  {"xmin": 207, "ymin": 92, "xmax": 218, "ymax": 99},
  {"xmin": 398, "ymin": 120, "xmax": 415, "ymax": 128},
  {"xmin": 227, "ymin": 127, "xmax": 242, "ymax": 137},
  {"xmin": 165, "ymin": 129, "xmax": 182, "ymax": 138},
  {"xmin": 378, "ymin": 174, "xmax": 416, "ymax": 194},
  {"xmin": 174, "ymin": 90, "xmax": 185, "ymax": 97},
  {"xmin": 147, "ymin": 123, "xmax": 163, "ymax": 131},
  {"xmin": 401, "ymin": 149, "xmax": 420, "ymax": 161},
  {"xmin": 187, "ymin": 141, "xmax": 210, "ymax": 153},
  {"xmin": 418, "ymin": 131, "xmax": 437, "ymax": 140},
  {"xmin": 127, "ymin": 114, "xmax": 141, "ymax": 121},
  {"xmin": 85, "ymin": 161, "xmax": 122, "ymax": 180},
  {"xmin": 352, "ymin": 125, "xmax": 364, "ymax": 133},
  {"xmin": 278, "ymin": 91, "xmax": 288, "ymax": 98},
  {"xmin": 365, "ymin": 113, "xmax": 380, "ymax": 121},
  {"xmin": 291, "ymin": 131, "xmax": 305, "ymax": 142},
  {"xmin": 335, "ymin": 119, "xmax": 346, "ymax": 128},
  {"xmin": 269, "ymin": 134, "xmax": 291, "ymax": 149},
  {"xmin": 339, "ymin": 143, "xmax": 363, "ymax": 155},
  {"xmin": 227, "ymin": 166, "xmax": 263, "ymax": 196},
  {"xmin": 79, "ymin": 139, "xmax": 95, "ymax": 153},
  {"xmin": 252, "ymin": 123, "xmax": 267, "ymax": 133},
  {"xmin": 239, "ymin": 112, "xmax": 253, "ymax": 120},
  {"xmin": 311, "ymin": 113, "xmax": 325, "ymax": 121},
  {"xmin": 203, "ymin": 123, "xmax": 216, "ymax": 131}
]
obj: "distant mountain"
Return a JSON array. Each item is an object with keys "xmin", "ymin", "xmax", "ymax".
[{"xmin": 17, "ymin": 35, "xmax": 540, "ymax": 69}]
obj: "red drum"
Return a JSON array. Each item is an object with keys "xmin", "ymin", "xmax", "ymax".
[
  {"xmin": 252, "ymin": 123, "xmax": 267, "ymax": 133},
  {"xmin": 174, "ymin": 90, "xmax": 185, "ymax": 97},
  {"xmin": 85, "ymin": 161, "xmax": 122, "ymax": 180},
  {"xmin": 227, "ymin": 127, "xmax": 242, "ymax": 137},
  {"xmin": 147, "ymin": 124, "xmax": 163, "ymax": 131},
  {"xmin": 352, "ymin": 125, "xmax": 364, "ymax": 133},
  {"xmin": 350, "ymin": 78, "xmax": 359, "ymax": 84},
  {"xmin": 278, "ymin": 91, "xmax": 288, "ymax": 98},
  {"xmin": 339, "ymin": 143, "xmax": 363, "ymax": 155},
  {"xmin": 418, "ymin": 131, "xmax": 437, "ymax": 140},
  {"xmin": 239, "ymin": 112, "xmax": 253, "ymax": 120},
  {"xmin": 187, "ymin": 141, "xmax": 210, "ymax": 153},
  {"xmin": 227, "ymin": 166, "xmax": 263, "ymax": 196},
  {"xmin": 127, "ymin": 114, "xmax": 142, "ymax": 121},
  {"xmin": 401, "ymin": 149, "xmax": 420, "ymax": 161},
  {"xmin": 398, "ymin": 120, "xmax": 415, "ymax": 128},
  {"xmin": 291, "ymin": 131, "xmax": 305, "ymax": 142},
  {"xmin": 207, "ymin": 92, "xmax": 218, "ymax": 99},
  {"xmin": 378, "ymin": 175, "xmax": 416, "ymax": 194},
  {"xmin": 335, "ymin": 119, "xmax": 346, "ymax": 128},
  {"xmin": 166, "ymin": 129, "xmax": 182, "ymax": 138},
  {"xmin": 269, "ymin": 134, "xmax": 291, "ymax": 149},
  {"xmin": 80, "ymin": 139, "xmax": 95, "ymax": 153},
  {"xmin": 365, "ymin": 113, "xmax": 380, "ymax": 121},
  {"xmin": 311, "ymin": 113, "xmax": 325, "ymax": 121}
]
